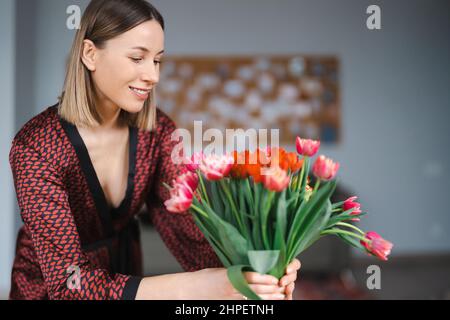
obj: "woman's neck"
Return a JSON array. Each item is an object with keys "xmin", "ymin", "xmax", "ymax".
[{"xmin": 94, "ymin": 98, "xmax": 125, "ymax": 131}]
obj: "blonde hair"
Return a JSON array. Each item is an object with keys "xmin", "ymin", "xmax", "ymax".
[{"xmin": 58, "ymin": 0, "xmax": 165, "ymax": 131}]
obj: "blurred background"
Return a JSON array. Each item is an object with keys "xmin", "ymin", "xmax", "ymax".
[{"xmin": 1, "ymin": 0, "xmax": 449, "ymax": 299}]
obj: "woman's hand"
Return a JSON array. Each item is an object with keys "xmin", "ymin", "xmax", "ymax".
[
  {"xmin": 278, "ymin": 258, "xmax": 301, "ymax": 300},
  {"xmin": 183, "ymin": 268, "xmax": 286, "ymax": 300},
  {"xmin": 243, "ymin": 270, "xmax": 287, "ymax": 300},
  {"xmin": 189, "ymin": 260, "xmax": 301, "ymax": 300},
  {"xmin": 136, "ymin": 260, "xmax": 300, "ymax": 300}
]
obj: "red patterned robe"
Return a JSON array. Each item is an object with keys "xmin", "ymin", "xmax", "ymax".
[{"xmin": 9, "ymin": 104, "xmax": 222, "ymax": 300}]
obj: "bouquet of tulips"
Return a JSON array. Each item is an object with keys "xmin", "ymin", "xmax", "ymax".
[{"xmin": 164, "ymin": 137, "xmax": 393, "ymax": 300}]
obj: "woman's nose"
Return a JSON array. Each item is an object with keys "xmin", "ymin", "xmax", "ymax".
[{"xmin": 141, "ymin": 66, "xmax": 159, "ymax": 84}]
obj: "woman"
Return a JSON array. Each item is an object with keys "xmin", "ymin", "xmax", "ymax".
[{"xmin": 9, "ymin": 0, "xmax": 300, "ymax": 300}]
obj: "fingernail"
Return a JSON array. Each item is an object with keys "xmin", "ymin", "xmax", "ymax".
[{"xmin": 276, "ymin": 293, "xmax": 285, "ymax": 299}]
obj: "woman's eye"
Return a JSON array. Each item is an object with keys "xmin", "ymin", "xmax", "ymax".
[
  {"xmin": 154, "ymin": 60, "xmax": 162, "ymax": 65},
  {"xmin": 130, "ymin": 57, "xmax": 143, "ymax": 63}
]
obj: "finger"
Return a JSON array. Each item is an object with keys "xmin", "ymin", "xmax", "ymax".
[
  {"xmin": 249, "ymin": 284, "xmax": 286, "ymax": 295},
  {"xmin": 286, "ymin": 259, "xmax": 301, "ymax": 273},
  {"xmin": 279, "ymin": 272, "xmax": 297, "ymax": 287},
  {"xmin": 258, "ymin": 293, "xmax": 286, "ymax": 300},
  {"xmin": 286, "ymin": 282, "xmax": 295, "ymax": 298},
  {"xmin": 244, "ymin": 272, "xmax": 278, "ymax": 285},
  {"xmin": 227, "ymin": 292, "xmax": 246, "ymax": 300}
]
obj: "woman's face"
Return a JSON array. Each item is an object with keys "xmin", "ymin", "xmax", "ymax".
[{"xmin": 83, "ymin": 20, "xmax": 165, "ymax": 115}]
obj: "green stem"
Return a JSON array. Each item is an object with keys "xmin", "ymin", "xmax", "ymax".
[
  {"xmin": 219, "ymin": 179, "xmax": 246, "ymax": 236},
  {"xmin": 321, "ymin": 228, "xmax": 369, "ymax": 243},
  {"xmin": 261, "ymin": 191, "xmax": 275, "ymax": 249},
  {"xmin": 244, "ymin": 178, "xmax": 254, "ymax": 203},
  {"xmin": 336, "ymin": 222, "xmax": 365, "ymax": 235},
  {"xmin": 197, "ymin": 170, "xmax": 210, "ymax": 206},
  {"xmin": 313, "ymin": 179, "xmax": 321, "ymax": 193},
  {"xmin": 191, "ymin": 204, "xmax": 208, "ymax": 218},
  {"xmin": 296, "ymin": 156, "xmax": 307, "ymax": 191},
  {"xmin": 293, "ymin": 156, "xmax": 307, "ymax": 209}
]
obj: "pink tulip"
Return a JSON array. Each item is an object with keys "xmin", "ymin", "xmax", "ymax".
[
  {"xmin": 164, "ymin": 182, "xmax": 194, "ymax": 213},
  {"xmin": 343, "ymin": 196, "xmax": 362, "ymax": 222},
  {"xmin": 296, "ymin": 137, "xmax": 320, "ymax": 157},
  {"xmin": 184, "ymin": 152, "xmax": 203, "ymax": 172},
  {"xmin": 360, "ymin": 231, "xmax": 393, "ymax": 261},
  {"xmin": 312, "ymin": 155, "xmax": 340, "ymax": 181},
  {"xmin": 199, "ymin": 154, "xmax": 234, "ymax": 181},
  {"xmin": 176, "ymin": 171, "xmax": 199, "ymax": 193},
  {"xmin": 164, "ymin": 171, "xmax": 199, "ymax": 213},
  {"xmin": 262, "ymin": 166, "xmax": 291, "ymax": 192}
]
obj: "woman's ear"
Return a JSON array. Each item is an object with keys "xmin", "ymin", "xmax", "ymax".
[{"xmin": 81, "ymin": 39, "xmax": 97, "ymax": 71}]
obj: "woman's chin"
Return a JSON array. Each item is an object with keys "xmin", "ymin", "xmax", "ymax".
[{"xmin": 122, "ymin": 103, "xmax": 146, "ymax": 114}]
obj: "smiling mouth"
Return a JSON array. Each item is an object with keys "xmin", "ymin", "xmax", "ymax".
[{"xmin": 129, "ymin": 86, "xmax": 151, "ymax": 95}]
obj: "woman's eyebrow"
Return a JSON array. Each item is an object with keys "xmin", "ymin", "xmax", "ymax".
[{"xmin": 131, "ymin": 46, "xmax": 164, "ymax": 55}]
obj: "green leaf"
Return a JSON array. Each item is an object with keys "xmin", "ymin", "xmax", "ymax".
[
  {"xmin": 290, "ymin": 199, "xmax": 333, "ymax": 260},
  {"xmin": 227, "ymin": 265, "xmax": 262, "ymax": 300},
  {"xmin": 271, "ymin": 220, "xmax": 288, "ymax": 279},
  {"xmin": 222, "ymin": 193, "xmax": 234, "ymax": 225},
  {"xmin": 229, "ymin": 178, "xmax": 239, "ymax": 208},
  {"xmin": 217, "ymin": 219, "xmax": 249, "ymax": 265},
  {"xmin": 192, "ymin": 214, "xmax": 231, "ymax": 267},
  {"xmin": 247, "ymin": 250, "xmax": 280, "ymax": 274},
  {"xmin": 286, "ymin": 180, "xmax": 337, "ymax": 261},
  {"xmin": 276, "ymin": 190, "xmax": 287, "ymax": 242},
  {"xmin": 252, "ymin": 182, "xmax": 264, "ymax": 249},
  {"xmin": 286, "ymin": 199, "xmax": 307, "ymax": 251},
  {"xmin": 239, "ymin": 180, "xmax": 253, "ymax": 250},
  {"xmin": 244, "ymin": 179, "xmax": 255, "ymax": 213},
  {"xmin": 261, "ymin": 190, "xmax": 275, "ymax": 249},
  {"xmin": 209, "ymin": 181, "xmax": 224, "ymax": 217},
  {"xmin": 200, "ymin": 197, "xmax": 249, "ymax": 265},
  {"xmin": 288, "ymin": 181, "xmax": 336, "ymax": 245}
]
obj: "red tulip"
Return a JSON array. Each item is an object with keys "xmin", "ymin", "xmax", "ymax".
[
  {"xmin": 199, "ymin": 154, "xmax": 234, "ymax": 181},
  {"xmin": 312, "ymin": 155, "xmax": 340, "ymax": 181},
  {"xmin": 262, "ymin": 166, "xmax": 290, "ymax": 192},
  {"xmin": 343, "ymin": 196, "xmax": 362, "ymax": 222},
  {"xmin": 360, "ymin": 231, "xmax": 393, "ymax": 261},
  {"xmin": 296, "ymin": 137, "xmax": 320, "ymax": 157}
]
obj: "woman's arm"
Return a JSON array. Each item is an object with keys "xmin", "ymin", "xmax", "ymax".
[{"xmin": 136, "ymin": 268, "xmax": 288, "ymax": 300}]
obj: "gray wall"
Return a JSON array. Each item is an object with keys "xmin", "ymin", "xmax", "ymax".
[
  {"xmin": 0, "ymin": 0, "xmax": 17, "ymax": 296},
  {"xmin": 4, "ymin": 0, "xmax": 450, "ymax": 288}
]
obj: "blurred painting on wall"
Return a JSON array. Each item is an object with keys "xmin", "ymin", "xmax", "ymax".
[{"xmin": 157, "ymin": 55, "xmax": 340, "ymax": 145}]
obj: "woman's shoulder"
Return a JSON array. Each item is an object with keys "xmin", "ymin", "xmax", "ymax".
[
  {"xmin": 149, "ymin": 106, "xmax": 178, "ymax": 140},
  {"xmin": 11, "ymin": 103, "xmax": 62, "ymax": 158},
  {"xmin": 13, "ymin": 104, "xmax": 59, "ymax": 142},
  {"xmin": 155, "ymin": 106, "xmax": 176, "ymax": 129}
]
